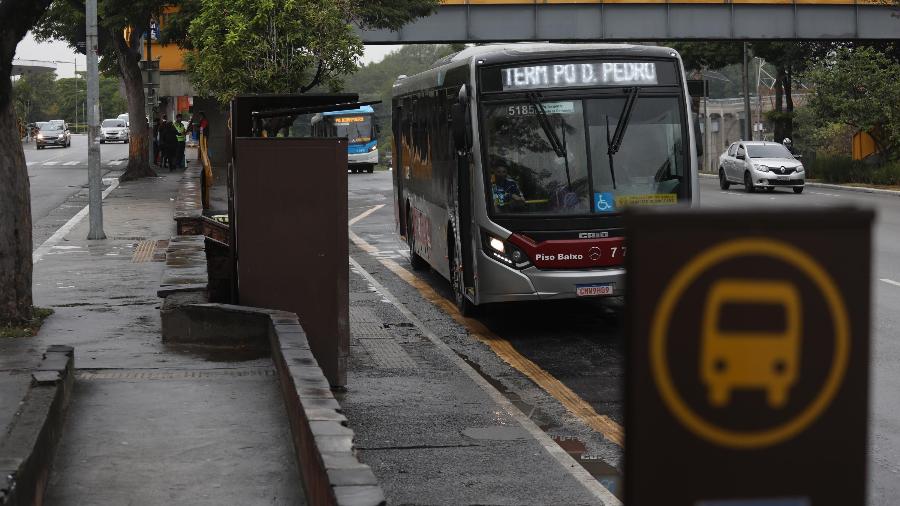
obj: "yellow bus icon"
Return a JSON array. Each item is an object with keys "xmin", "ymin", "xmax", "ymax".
[{"xmin": 702, "ymin": 280, "xmax": 802, "ymax": 408}]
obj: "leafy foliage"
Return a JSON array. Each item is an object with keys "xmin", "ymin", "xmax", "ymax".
[
  {"xmin": 13, "ymin": 72, "xmax": 127, "ymax": 128},
  {"xmin": 186, "ymin": 0, "xmax": 362, "ymax": 104},
  {"xmin": 185, "ymin": 0, "xmax": 440, "ymax": 105},
  {"xmin": 804, "ymin": 46, "xmax": 900, "ymax": 159}
]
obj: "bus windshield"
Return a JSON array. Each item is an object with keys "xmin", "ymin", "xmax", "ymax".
[
  {"xmin": 483, "ymin": 96, "xmax": 684, "ymax": 215},
  {"xmin": 331, "ymin": 116, "xmax": 373, "ymax": 145}
]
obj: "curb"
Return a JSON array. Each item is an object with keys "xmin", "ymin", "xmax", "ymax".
[
  {"xmin": 699, "ymin": 172, "xmax": 900, "ymax": 196},
  {"xmin": 155, "ymin": 301, "xmax": 385, "ymax": 506},
  {"xmin": 0, "ymin": 346, "xmax": 75, "ymax": 506}
]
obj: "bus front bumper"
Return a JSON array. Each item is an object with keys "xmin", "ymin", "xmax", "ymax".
[
  {"xmin": 349, "ymin": 150, "xmax": 378, "ymax": 166},
  {"xmin": 476, "ymin": 251, "xmax": 626, "ymax": 304}
]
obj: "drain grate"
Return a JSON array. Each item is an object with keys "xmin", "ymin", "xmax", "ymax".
[
  {"xmin": 77, "ymin": 367, "xmax": 275, "ymax": 381},
  {"xmin": 358, "ymin": 339, "xmax": 417, "ymax": 370}
]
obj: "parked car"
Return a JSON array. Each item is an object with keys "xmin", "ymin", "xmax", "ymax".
[
  {"xmin": 35, "ymin": 121, "xmax": 71, "ymax": 149},
  {"xmin": 100, "ymin": 118, "xmax": 130, "ymax": 144},
  {"xmin": 718, "ymin": 141, "xmax": 805, "ymax": 194}
]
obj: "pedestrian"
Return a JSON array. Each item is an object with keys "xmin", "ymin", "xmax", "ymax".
[
  {"xmin": 162, "ymin": 117, "xmax": 178, "ymax": 172},
  {"xmin": 174, "ymin": 113, "xmax": 187, "ymax": 169}
]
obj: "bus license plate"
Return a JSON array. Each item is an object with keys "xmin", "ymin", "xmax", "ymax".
[{"xmin": 576, "ymin": 283, "xmax": 614, "ymax": 297}]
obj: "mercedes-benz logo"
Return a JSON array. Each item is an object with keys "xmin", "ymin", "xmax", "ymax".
[{"xmin": 589, "ymin": 247, "xmax": 602, "ymax": 261}]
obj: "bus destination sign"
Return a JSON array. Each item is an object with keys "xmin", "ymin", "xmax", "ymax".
[{"xmin": 502, "ymin": 61, "xmax": 657, "ymax": 91}]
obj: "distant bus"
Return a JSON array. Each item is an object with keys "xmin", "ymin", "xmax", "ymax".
[
  {"xmin": 311, "ymin": 105, "xmax": 379, "ymax": 173},
  {"xmin": 392, "ymin": 43, "xmax": 701, "ymax": 315}
]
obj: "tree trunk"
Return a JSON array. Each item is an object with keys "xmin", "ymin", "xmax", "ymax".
[
  {"xmin": 114, "ymin": 30, "xmax": 156, "ymax": 181},
  {"xmin": 0, "ymin": 0, "xmax": 51, "ymax": 324},
  {"xmin": 0, "ymin": 89, "xmax": 34, "ymax": 324}
]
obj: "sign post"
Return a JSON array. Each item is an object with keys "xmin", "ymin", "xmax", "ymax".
[{"xmin": 625, "ymin": 208, "xmax": 873, "ymax": 506}]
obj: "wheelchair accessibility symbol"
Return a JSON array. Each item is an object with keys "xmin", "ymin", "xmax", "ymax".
[
  {"xmin": 594, "ymin": 192, "xmax": 616, "ymax": 213},
  {"xmin": 649, "ymin": 238, "xmax": 851, "ymax": 449}
]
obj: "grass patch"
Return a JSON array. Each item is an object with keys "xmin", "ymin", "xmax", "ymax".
[{"xmin": 0, "ymin": 307, "xmax": 55, "ymax": 338}]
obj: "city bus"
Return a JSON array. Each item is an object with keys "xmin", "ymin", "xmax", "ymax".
[
  {"xmin": 392, "ymin": 43, "xmax": 700, "ymax": 314},
  {"xmin": 310, "ymin": 105, "xmax": 379, "ymax": 173}
]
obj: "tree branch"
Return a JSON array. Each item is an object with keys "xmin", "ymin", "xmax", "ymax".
[{"xmin": 299, "ymin": 60, "xmax": 325, "ymax": 93}]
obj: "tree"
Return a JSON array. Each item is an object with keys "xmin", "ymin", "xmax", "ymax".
[
  {"xmin": 35, "ymin": 0, "xmax": 165, "ymax": 181},
  {"xmin": 804, "ymin": 46, "xmax": 900, "ymax": 159},
  {"xmin": 181, "ymin": 0, "xmax": 440, "ymax": 105},
  {"xmin": 0, "ymin": 0, "xmax": 54, "ymax": 324}
]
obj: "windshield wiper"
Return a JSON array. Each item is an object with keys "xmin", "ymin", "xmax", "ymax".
[
  {"xmin": 605, "ymin": 87, "xmax": 641, "ymax": 190},
  {"xmin": 608, "ymin": 87, "xmax": 639, "ymax": 156},
  {"xmin": 527, "ymin": 92, "xmax": 572, "ymax": 187}
]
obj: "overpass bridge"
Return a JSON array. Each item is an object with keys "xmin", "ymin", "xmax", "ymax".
[{"xmin": 359, "ymin": 0, "xmax": 899, "ymax": 42}]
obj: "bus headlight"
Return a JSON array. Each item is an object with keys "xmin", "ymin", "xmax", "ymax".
[
  {"xmin": 483, "ymin": 232, "xmax": 531, "ymax": 269},
  {"xmin": 369, "ymin": 144, "xmax": 377, "ymax": 152}
]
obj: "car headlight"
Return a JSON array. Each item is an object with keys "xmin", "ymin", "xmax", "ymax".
[
  {"xmin": 797, "ymin": 165, "xmax": 805, "ymax": 173},
  {"xmin": 36, "ymin": 134, "xmax": 44, "ymax": 139},
  {"xmin": 753, "ymin": 164, "xmax": 770, "ymax": 172},
  {"xmin": 58, "ymin": 134, "xmax": 65, "ymax": 139},
  {"xmin": 482, "ymin": 232, "xmax": 531, "ymax": 269}
]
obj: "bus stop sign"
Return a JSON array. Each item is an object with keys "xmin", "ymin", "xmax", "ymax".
[{"xmin": 624, "ymin": 207, "xmax": 873, "ymax": 506}]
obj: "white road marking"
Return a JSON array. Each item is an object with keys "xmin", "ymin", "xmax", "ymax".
[
  {"xmin": 63, "ymin": 161, "xmax": 80, "ymax": 166},
  {"xmin": 43, "ymin": 161, "xmax": 60, "ymax": 166},
  {"xmin": 26, "ymin": 161, "xmax": 37, "ymax": 166},
  {"xmin": 348, "ymin": 255, "xmax": 622, "ymax": 506},
  {"xmin": 107, "ymin": 160, "xmax": 124, "ymax": 166},
  {"xmin": 348, "ymin": 203, "xmax": 385, "ymax": 226},
  {"xmin": 880, "ymin": 278, "xmax": 900, "ymax": 288},
  {"xmin": 33, "ymin": 178, "xmax": 121, "ymax": 264}
]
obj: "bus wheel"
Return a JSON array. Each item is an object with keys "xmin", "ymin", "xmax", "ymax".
[
  {"xmin": 367, "ymin": 165, "xmax": 374, "ymax": 173},
  {"xmin": 450, "ymin": 234, "xmax": 479, "ymax": 317},
  {"xmin": 407, "ymin": 208, "xmax": 428, "ymax": 271}
]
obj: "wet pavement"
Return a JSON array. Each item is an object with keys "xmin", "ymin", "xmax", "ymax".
[
  {"xmin": 347, "ymin": 170, "xmax": 900, "ymax": 505},
  {"xmin": 3, "ymin": 166, "xmax": 304, "ymax": 505}
]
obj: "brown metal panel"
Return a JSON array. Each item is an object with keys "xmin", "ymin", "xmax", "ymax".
[{"xmin": 234, "ymin": 137, "xmax": 349, "ymax": 386}]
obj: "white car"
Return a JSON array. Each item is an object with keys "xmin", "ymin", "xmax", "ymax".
[
  {"xmin": 718, "ymin": 141, "xmax": 805, "ymax": 194},
  {"xmin": 100, "ymin": 118, "xmax": 130, "ymax": 144}
]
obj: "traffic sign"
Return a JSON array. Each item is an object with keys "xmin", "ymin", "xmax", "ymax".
[{"xmin": 624, "ymin": 207, "xmax": 873, "ymax": 506}]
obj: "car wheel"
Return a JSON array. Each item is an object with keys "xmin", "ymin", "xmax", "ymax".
[
  {"xmin": 793, "ymin": 187, "xmax": 804, "ymax": 194},
  {"xmin": 718, "ymin": 168, "xmax": 730, "ymax": 190},
  {"xmin": 124, "ymin": 139, "xmax": 129, "ymax": 144},
  {"xmin": 744, "ymin": 172, "xmax": 755, "ymax": 193},
  {"xmin": 100, "ymin": 140, "xmax": 105, "ymax": 144},
  {"xmin": 407, "ymin": 207, "xmax": 429, "ymax": 271},
  {"xmin": 450, "ymin": 230, "xmax": 479, "ymax": 317}
]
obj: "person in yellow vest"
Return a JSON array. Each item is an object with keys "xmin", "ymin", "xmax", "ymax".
[{"xmin": 174, "ymin": 113, "xmax": 187, "ymax": 169}]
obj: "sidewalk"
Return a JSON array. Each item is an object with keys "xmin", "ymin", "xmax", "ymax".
[
  {"xmin": 0, "ymin": 164, "xmax": 304, "ymax": 504},
  {"xmin": 340, "ymin": 258, "xmax": 614, "ymax": 505}
]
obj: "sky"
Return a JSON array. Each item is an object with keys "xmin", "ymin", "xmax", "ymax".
[{"xmin": 14, "ymin": 33, "xmax": 403, "ymax": 79}]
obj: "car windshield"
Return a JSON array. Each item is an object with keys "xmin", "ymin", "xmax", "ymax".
[
  {"xmin": 43, "ymin": 123, "xmax": 62, "ymax": 131},
  {"xmin": 748, "ymin": 144, "xmax": 792, "ymax": 158},
  {"xmin": 102, "ymin": 120, "xmax": 125, "ymax": 128},
  {"xmin": 482, "ymin": 96, "xmax": 684, "ymax": 215}
]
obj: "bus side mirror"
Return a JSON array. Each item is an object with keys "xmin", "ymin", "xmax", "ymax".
[
  {"xmin": 694, "ymin": 116, "xmax": 703, "ymax": 157},
  {"xmin": 451, "ymin": 85, "xmax": 471, "ymax": 153}
]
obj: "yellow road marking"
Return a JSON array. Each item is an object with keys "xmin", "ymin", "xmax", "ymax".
[
  {"xmin": 349, "ymin": 204, "xmax": 385, "ymax": 226},
  {"xmin": 348, "ymin": 208, "xmax": 625, "ymax": 447}
]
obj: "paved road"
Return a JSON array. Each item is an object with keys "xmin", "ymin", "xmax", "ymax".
[
  {"xmin": 347, "ymin": 171, "xmax": 900, "ymax": 504},
  {"xmin": 24, "ymin": 134, "xmax": 129, "ymax": 223},
  {"xmin": 24, "ymin": 134, "xmax": 130, "ymax": 247}
]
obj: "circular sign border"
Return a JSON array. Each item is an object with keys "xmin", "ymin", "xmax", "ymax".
[{"xmin": 650, "ymin": 237, "xmax": 850, "ymax": 449}]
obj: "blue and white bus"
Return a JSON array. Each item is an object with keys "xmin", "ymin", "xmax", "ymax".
[{"xmin": 311, "ymin": 105, "xmax": 379, "ymax": 173}]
